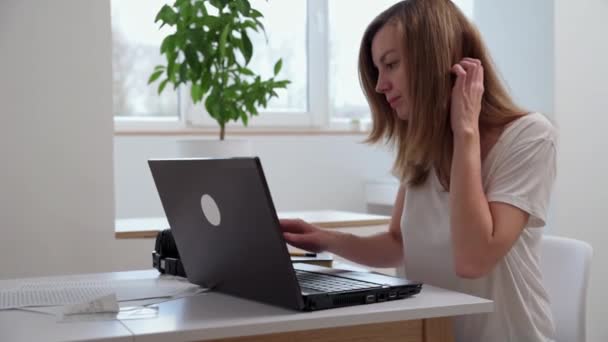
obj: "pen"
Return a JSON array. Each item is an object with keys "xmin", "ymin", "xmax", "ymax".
[{"xmin": 289, "ymin": 252, "xmax": 317, "ymax": 257}]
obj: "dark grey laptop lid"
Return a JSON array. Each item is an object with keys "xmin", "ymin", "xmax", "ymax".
[{"xmin": 148, "ymin": 157, "xmax": 304, "ymax": 310}]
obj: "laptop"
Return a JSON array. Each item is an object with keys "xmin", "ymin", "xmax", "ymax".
[{"xmin": 148, "ymin": 157, "xmax": 422, "ymax": 311}]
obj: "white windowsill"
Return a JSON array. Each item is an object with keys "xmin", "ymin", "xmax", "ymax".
[
  {"xmin": 114, "ymin": 118, "xmax": 373, "ymax": 136},
  {"xmin": 114, "ymin": 127, "xmax": 371, "ymax": 136}
]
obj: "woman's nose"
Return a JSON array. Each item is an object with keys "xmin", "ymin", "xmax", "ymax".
[{"xmin": 375, "ymin": 74, "xmax": 390, "ymax": 93}]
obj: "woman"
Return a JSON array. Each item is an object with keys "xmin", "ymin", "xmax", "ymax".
[{"xmin": 280, "ymin": 1, "xmax": 557, "ymax": 341}]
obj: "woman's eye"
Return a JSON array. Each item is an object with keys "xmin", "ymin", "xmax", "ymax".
[{"xmin": 386, "ymin": 62, "xmax": 397, "ymax": 70}]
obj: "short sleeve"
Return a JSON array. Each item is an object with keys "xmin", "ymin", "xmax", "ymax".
[{"xmin": 486, "ymin": 137, "xmax": 557, "ymax": 228}]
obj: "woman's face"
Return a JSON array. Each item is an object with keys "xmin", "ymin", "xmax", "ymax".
[{"xmin": 371, "ymin": 23, "xmax": 410, "ymax": 121}]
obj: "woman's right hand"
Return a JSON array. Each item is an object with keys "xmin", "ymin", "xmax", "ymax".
[{"xmin": 279, "ymin": 219, "xmax": 333, "ymax": 253}]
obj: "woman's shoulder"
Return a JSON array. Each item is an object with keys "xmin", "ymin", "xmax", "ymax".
[{"xmin": 502, "ymin": 112, "xmax": 558, "ymax": 145}]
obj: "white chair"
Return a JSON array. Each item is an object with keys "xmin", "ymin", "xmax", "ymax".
[{"xmin": 540, "ymin": 235, "xmax": 593, "ymax": 342}]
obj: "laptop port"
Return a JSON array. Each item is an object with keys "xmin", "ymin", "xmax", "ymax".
[
  {"xmin": 365, "ymin": 294, "xmax": 376, "ymax": 303},
  {"xmin": 398, "ymin": 290, "xmax": 410, "ymax": 298},
  {"xmin": 377, "ymin": 293, "xmax": 387, "ymax": 302},
  {"xmin": 388, "ymin": 291, "xmax": 397, "ymax": 300}
]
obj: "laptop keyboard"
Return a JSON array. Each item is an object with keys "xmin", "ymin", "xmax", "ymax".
[{"xmin": 295, "ymin": 270, "xmax": 379, "ymax": 293}]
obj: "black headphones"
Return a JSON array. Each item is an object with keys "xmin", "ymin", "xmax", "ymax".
[{"xmin": 152, "ymin": 229, "xmax": 187, "ymax": 277}]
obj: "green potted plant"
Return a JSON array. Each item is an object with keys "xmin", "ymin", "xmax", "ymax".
[{"xmin": 148, "ymin": 0, "xmax": 290, "ymax": 147}]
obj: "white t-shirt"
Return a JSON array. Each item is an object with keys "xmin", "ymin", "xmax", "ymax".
[{"xmin": 401, "ymin": 112, "xmax": 557, "ymax": 342}]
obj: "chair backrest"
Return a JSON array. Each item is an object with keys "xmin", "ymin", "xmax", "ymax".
[{"xmin": 539, "ymin": 235, "xmax": 593, "ymax": 342}]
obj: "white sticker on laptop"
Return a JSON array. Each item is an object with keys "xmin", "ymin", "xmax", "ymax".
[{"xmin": 200, "ymin": 194, "xmax": 221, "ymax": 227}]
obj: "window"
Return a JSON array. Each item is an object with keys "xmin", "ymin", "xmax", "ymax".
[
  {"xmin": 328, "ymin": 0, "xmax": 403, "ymax": 123},
  {"xmin": 186, "ymin": 0, "xmax": 311, "ymax": 127},
  {"xmin": 111, "ymin": 0, "xmax": 179, "ymax": 120},
  {"xmin": 111, "ymin": 0, "xmax": 473, "ymax": 130}
]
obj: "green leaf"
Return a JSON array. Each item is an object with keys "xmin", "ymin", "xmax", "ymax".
[
  {"xmin": 174, "ymin": 0, "xmax": 187, "ymax": 7},
  {"xmin": 191, "ymin": 83, "xmax": 203, "ymax": 103},
  {"xmin": 250, "ymin": 8, "xmax": 263, "ymax": 19},
  {"xmin": 240, "ymin": 111, "xmax": 249, "ymax": 126},
  {"xmin": 274, "ymin": 80, "xmax": 290, "ymax": 88},
  {"xmin": 227, "ymin": 49, "xmax": 236, "ymax": 67},
  {"xmin": 235, "ymin": 0, "xmax": 251, "ymax": 15},
  {"xmin": 245, "ymin": 102, "xmax": 255, "ymax": 114},
  {"xmin": 205, "ymin": 92, "xmax": 217, "ymax": 118},
  {"xmin": 273, "ymin": 58, "xmax": 283, "ymax": 76},
  {"xmin": 201, "ymin": 72, "xmax": 212, "ymax": 94},
  {"xmin": 179, "ymin": 1, "xmax": 193, "ymax": 23},
  {"xmin": 154, "ymin": 65, "xmax": 165, "ymax": 71},
  {"xmin": 179, "ymin": 63, "xmax": 188, "ymax": 82},
  {"xmin": 239, "ymin": 67, "xmax": 254, "ymax": 76},
  {"xmin": 209, "ymin": 0, "xmax": 224, "ymax": 10},
  {"xmin": 155, "ymin": 5, "xmax": 178, "ymax": 27},
  {"xmin": 175, "ymin": 32, "xmax": 187, "ymax": 49},
  {"xmin": 157, "ymin": 79, "xmax": 169, "ymax": 95},
  {"xmin": 224, "ymin": 86, "xmax": 238, "ymax": 99},
  {"xmin": 198, "ymin": 15, "xmax": 222, "ymax": 30},
  {"xmin": 240, "ymin": 29, "xmax": 253, "ymax": 65},
  {"xmin": 148, "ymin": 69, "xmax": 164, "ymax": 84},
  {"xmin": 242, "ymin": 20, "xmax": 259, "ymax": 32},
  {"xmin": 219, "ymin": 24, "xmax": 231, "ymax": 58},
  {"xmin": 184, "ymin": 44, "xmax": 200, "ymax": 76},
  {"xmin": 167, "ymin": 60, "xmax": 176, "ymax": 82},
  {"xmin": 160, "ymin": 35, "xmax": 176, "ymax": 54},
  {"xmin": 205, "ymin": 90, "xmax": 223, "ymax": 120},
  {"xmin": 254, "ymin": 18, "xmax": 265, "ymax": 33},
  {"xmin": 194, "ymin": 1, "xmax": 208, "ymax": 16}
]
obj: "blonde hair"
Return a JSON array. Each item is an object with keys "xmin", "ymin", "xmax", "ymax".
[{"xmin": 359, "ymin": 0, "xmax": 525, "ymax": 189}]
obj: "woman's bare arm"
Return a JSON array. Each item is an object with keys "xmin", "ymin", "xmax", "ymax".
[{"xmin": 326, "ymin": 185, "xmax": 406, "ymax": 268}]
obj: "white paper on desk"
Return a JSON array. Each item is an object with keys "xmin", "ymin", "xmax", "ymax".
[
  {"xmin": 19, "ymin": 286, "xmax": 209, "ymax": 322},
  {"xmin": 63, "ymin": 293, "xmax": 119, "ymax": 315},
  {"xmin": 0, "ymin": 277, "xmax": 201, "ymax": 310}
]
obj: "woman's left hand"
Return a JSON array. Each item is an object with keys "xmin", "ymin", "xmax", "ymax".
[{"xmin": 450, "ymin": 58, "xmax": 484, "ymax": 138}]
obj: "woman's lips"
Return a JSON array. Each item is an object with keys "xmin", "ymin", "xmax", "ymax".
[{"xmin": 388, "ymin": 96, "xmax": 401, "ymax": 108}]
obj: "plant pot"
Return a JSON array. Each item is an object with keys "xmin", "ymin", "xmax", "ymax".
[{"xmin": 176, "ymin": 139, "xmax": 253, "ymax": 159}]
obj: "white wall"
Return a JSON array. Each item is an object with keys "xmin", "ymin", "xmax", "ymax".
[
  {"xmin": 0, "ymin": 0, "xmax": 151, "ymax": 278},
  {"xmin": 475, "ymin": 0, "xmax": 554, "ymax": 116},
  {"xmin": 114, "ymin": 135, "xmax": 394, "ymax": 219},
  {"xmin": 553, "ymin": 1, "xmax": 608, "ymax": 341}
]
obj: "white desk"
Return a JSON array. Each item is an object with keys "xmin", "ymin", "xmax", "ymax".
[
  {"xmin": 0, "ymin": 270, "xmax": 492, "ymax": 342},
  {"xmin": 0, "ymin": 308, "xmax": 132, "ymax": 342}
]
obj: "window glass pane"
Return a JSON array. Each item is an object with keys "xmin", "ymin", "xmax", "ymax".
[
  {"xmin": 111, "ymin": 0, "xmax": 178, "ymax": 117},
  {"xmin": 328, "ymin": 0, "xmax": 400, "ymax": 120},
  {"xmin": 329, "ymin": 0, "xmax": 473, "ymax": 120},
  {"xmin": 247, "ymin": 0, "xmax": 307, "ymax": 112}
]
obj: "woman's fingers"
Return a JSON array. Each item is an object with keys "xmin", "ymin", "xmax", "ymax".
[
  {"xmin": 279, "ymin": 219, "xmax": 312, "ymax": 233},
  {"xmin": 462, "ymin": 57, "xmax": 481, "ymax": 65},
  {"xmin": 458, "ymin": 60, "xmax": 477, "ymax": 88},
  {"xmin": 451, "ymin": 63, "xmax": 467, "ymax": 91},
  {"xmin": 462, "ymin": 61, "xmax": 483, "ymax": 94},
  {"xmin": 283, "ymin": 232, "xmax": 322, "ymax": 253},
  {"xmin": 455, "ymin": 58, "xmax": 484, "ymax": 92}
]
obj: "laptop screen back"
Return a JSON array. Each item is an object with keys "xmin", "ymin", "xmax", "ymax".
[{"xmin": 149, "ymin": 157, "xmax": 304, "ymax": 310}]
